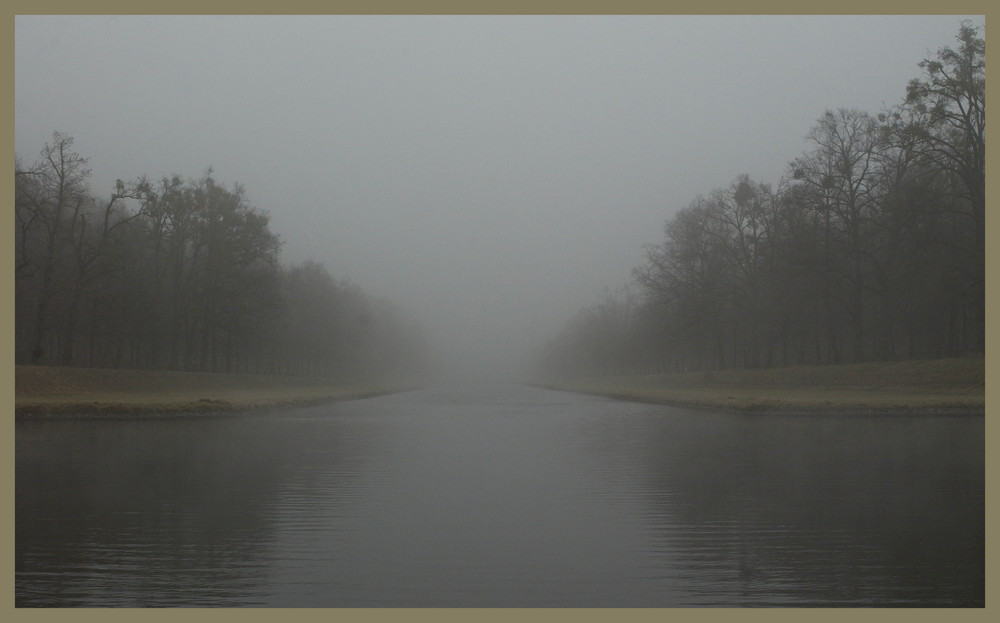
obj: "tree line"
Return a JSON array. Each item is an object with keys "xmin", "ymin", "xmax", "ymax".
[
  {"xmin": 15, "ymin": 139, "xmax": 429, "ymax": 381},
  {"xmin": 535, "ymin": 23, "xmax": 984, "ymax": 377}
]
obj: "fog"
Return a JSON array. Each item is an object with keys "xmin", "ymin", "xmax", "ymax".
[{"xmin": 14, "ymin": 14, "xmax": 979, "ymax": 382}]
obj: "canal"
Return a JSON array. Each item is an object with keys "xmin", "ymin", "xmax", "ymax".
[{"xmin": 15, "ymin": 383, "xmax": 985, "ymax": 607}]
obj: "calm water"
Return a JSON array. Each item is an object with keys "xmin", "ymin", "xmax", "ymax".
[{"xmin": 16, "ymin": 384, "xmax": 984, "ymax": 607}]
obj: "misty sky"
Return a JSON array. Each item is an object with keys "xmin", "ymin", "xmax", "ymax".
[{"xmin": 14, "ymin": 14, "xmax": 982, "ymax": 381}]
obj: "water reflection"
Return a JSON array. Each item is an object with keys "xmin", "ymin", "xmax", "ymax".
[
  {"xmin": 16, "ymin": 410, "xmax": 383, "ymax": 606},
  {"xmin": 623, "ymin": 410, "xmax": 985, "ymax": 606}
]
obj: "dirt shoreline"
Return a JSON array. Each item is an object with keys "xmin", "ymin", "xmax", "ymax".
[
  {"xmin": 531, "ymin": 384, "xmax": 985, "ymax": 416},
  {"xmin": 14, "ymin": 365, "xmax": 419, "ymax": 419},
  {"xmin": 14, "ymin": 391, "xmax": 409, "ymax": 419},
  {"xmin": 530, "ymin": 357, "xmax": 985, "ymax": 415}
]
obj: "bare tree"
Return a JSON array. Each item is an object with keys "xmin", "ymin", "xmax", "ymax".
[
  {"xmin": 15, "ymin": 132, "xmax": 92, "ymax": 363},
  {"xmin": 905, "ymin": 21, "xmax": 985, "ymax": 352},
  {"xmin": 790, "ymin": 109, "xmax": 885, "ymax": 361}
]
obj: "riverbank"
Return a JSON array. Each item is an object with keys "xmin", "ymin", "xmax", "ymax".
[
  {"xmin": 14, "ymin": 365, "xmax": 419, "ymax": 418},
  {"xmin": 531, "ymin": 357, "xmax": 985, "ymax": 415}
]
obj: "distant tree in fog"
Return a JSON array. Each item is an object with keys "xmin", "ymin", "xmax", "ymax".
[
  {"xmin": 275, "ymin": 260, "xmax": 350, "ymax": 376},
  {"xmin": 15, "ymin": 132, "xmax": 92, "ymax": 363},
  {"xmin": 14, "ymin": 133, "xmax": 153, "ymax": 366},
  {"xmin": 904, "ymin": 20, "xmax": 985, "ymax": 352},
  {"xmin": 187, "ymin": 173, "xmax": 283, "ymax": 372},
  {"xmin": 58, "ymin": 177, "xmax": 152, "ymax": 366},
  {"xmin": 634, "ymin": 197, "xmax": 731, "ymax": 370},
  {"xmin": 272, "ymin": 260, "xmax": 429, "ymax": 381},
  {"xmin": 789, "ymin": 108, "xmax": 884, "ymax": 362}
]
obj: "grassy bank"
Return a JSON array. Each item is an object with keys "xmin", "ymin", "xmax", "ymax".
[
  {"xmin": 15, "ymin": 365, "xmax": 418, "ymax": 418},
  {"xmin": 532, "ymin": 357, "xmax": 985, "ymax": 414}
]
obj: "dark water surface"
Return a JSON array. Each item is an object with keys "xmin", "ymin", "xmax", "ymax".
[{"xmin": 16, "ymin": 384, "xmax": 984, "ymax": 607}]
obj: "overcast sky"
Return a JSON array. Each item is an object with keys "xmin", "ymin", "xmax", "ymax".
[{"xmin": 14, "ymin": 14, "xmax": 982, "ymax": 381}]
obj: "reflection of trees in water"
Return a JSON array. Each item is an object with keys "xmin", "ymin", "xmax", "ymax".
[
  {"xmin": 631, "ymin": 411, "xmax": 984, "ymax": 606},
  {"xmin": 15, "ymin": 410, "xmax": 379, "ymax": 606}
]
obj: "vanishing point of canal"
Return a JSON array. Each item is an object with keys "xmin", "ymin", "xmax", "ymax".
[{"xmin": 16, "ymin": 384, "xmax": 984, "ymax": 607}]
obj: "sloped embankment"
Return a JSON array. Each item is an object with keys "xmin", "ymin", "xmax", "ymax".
[
  {"xmin": 533, "ymin": 357, "xmax": 985, "ymax": 414},
  {"xmin": 15, "ymin": 365, "xmax": 413, "ymax": 417}
]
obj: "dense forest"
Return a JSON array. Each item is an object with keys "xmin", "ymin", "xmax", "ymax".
[
  {"xmin": 534, "ymin": 23, "xmax": 985, "ymax": 377},
  {"xmin": 15, "ymin": 145, "xmax": 430, "ymax": 381}
]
